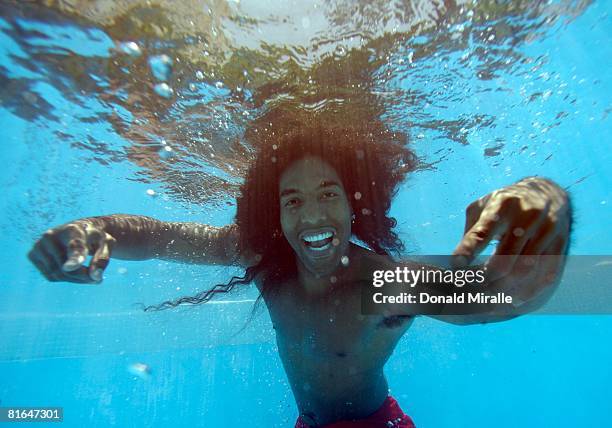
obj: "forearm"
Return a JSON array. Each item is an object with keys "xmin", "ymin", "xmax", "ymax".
[{"xmin": 80, "ymin": 215, "xmax": 240, "ymax": 264}]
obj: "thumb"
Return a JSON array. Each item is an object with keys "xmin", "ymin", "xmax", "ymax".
[{"xmin": 89, "ymin": 234, "xmax": 115, "ymax": 282}]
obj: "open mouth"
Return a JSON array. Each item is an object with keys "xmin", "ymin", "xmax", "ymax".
[{"xmin": 301, "ymin": 229, "xmax": 335, "ymax": 252}]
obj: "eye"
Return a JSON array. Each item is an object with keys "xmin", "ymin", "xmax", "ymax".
[
  {"xmin": 322, "ymin": 191, "xmax": 338, "ymax": 199},
  {"xmin": 284, "ymin": 198, "xmax": 301, "ymax": 207}
]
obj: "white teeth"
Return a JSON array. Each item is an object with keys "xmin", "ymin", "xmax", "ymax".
[
  {"xmin": 308, "ymin": 242, "xmax": 331, "ymax": 252},
  {"xmin": 302, "ymin": 231, "xmax": 333, "ymax": 242}
]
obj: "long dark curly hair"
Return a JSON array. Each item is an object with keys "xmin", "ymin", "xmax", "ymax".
[{"xmin": 145, "ymin": 106, "xmax": 417, "ymax": 312}]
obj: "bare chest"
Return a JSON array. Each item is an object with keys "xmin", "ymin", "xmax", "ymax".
[{"xmin": 266, "ymin": 279, "xmax": 413, "ymax": 378}]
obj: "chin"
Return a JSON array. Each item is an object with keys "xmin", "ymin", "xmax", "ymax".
[
  {"xmin": 305, "ymin": 259, "xmax": 341, "ymax": 278},
  {"xmin": 298, "ymin": 244, "xmax": 347, "ymax": 278}
]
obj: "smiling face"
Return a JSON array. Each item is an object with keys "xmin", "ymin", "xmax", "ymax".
[{"xmin": 279, "ymin": 156, "xmax": 352, "ymax": 278}]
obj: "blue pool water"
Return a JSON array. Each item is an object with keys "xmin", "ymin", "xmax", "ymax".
[{"xmin": 1, "ymin": 1, "xmax": 611, "ymax": 427}]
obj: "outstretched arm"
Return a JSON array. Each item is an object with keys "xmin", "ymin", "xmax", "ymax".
[
  {"xmin": 89, "ymin": 215, "xmax": 242, "ymax": 263},
  {"xmin": 28, "ymin": 214, "xmax": 252, "ymax": 284},
  {"xmin": 375, "ymin": 177, "xmax": 570, "ymax": 325}
]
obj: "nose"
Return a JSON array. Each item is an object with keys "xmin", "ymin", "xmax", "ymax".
[{"xmin": 300, "ymin": 198, "xmax": 327, "ymax": 225}]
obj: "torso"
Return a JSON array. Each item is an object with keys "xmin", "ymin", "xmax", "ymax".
[{"xmin": 257, "ymin": 245, "xmax": 414, "ymax": 426}]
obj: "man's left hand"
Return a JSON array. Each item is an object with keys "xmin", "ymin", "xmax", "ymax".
[{"xmin": 452, "ymin": 177, "xmax": 571, "ymax": 305}]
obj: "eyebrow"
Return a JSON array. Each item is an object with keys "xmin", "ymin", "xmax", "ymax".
[{"xmin": 279, "ymin": 180, "xmax": 341, "ymax": 197}]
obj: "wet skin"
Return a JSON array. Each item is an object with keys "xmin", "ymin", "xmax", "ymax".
[
  {"xmin": 28, "ymin": 156, "xmax": 570, "ymax": 426},
  {"xmin": 272, "ymin": 157, "xmax": 412, "ymax": 424},
  {"xmin": 261, "ymin": 244, "xmax": 414, "ymax": 426}
]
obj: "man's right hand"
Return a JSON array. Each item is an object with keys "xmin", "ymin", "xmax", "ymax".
[{"xmin": 28, "ymin": 220, "xmax": 116, "ymax": 283}]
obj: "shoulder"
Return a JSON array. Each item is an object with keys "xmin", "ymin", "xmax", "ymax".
[
  {"xmin": 345, "ymin": 244, "xmax": 396, "ymax": 284},
  {"xmin": 350, "ymin": 244, "xmax": 407, "ymax": 273}
]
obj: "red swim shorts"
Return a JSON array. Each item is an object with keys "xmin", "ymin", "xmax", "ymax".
[{"xmin": 294, "ymin": 396, "xmax": 416, "ymax": 427}]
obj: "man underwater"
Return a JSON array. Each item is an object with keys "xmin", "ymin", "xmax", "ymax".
[{"xmin": 28, "ymin": 114, "xmax": 570, "ymax": 427}]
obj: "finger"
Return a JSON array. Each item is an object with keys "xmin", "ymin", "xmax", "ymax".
[
  {"xmin": 486, "ymin": 263, "xmax": 537, "ymax": 307},
  {"xmin": 452, "ymin": 215, "xmax": 506, "ymax": 266},
  {"xmin": 514, "ymin": 252, "xmax": 564, "ymax": 307},
  {"xmin": 28, "ymin": 248, "xmax": 57, "ymax": 282},
  {"xmin": 495, "ymin": 237, "xmax": 566, "ymax": 308},
  {"xmin": 88, "ymin": 234, "xmax": 114, "ymax": 282},
  {"xmin": 61, "ymin": 266, "xmax": 98, "ymax": 284},
  {"xmin": 39, "ymin": 242, "xmax": 97, "ymax": 284},
  {"xmin": 486, "ymin": 209, "xmax": 545, "ymax": 281},
  {"xmin": 538, "ymin": 236, "xmax": 567, "ymax": 284},
  {"xmin": 57, "ymin": 224, "xmax": 89, "ymax": 271},
  {"xmin": 464, "ymin": 197, "xmax": 487, "ymax": 234},
  {"xmin": 40, "ymin": 235, "xmax": 65, "ymax": 272},
  {"xmin": 521, "ymin": 220, "xmax": 556, "ymax": 256}
]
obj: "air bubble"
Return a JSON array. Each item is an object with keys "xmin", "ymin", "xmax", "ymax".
[
  {"xmin": 512, "ymin": 227, "xmax": 525, "ymax": 237},
  {"xmin": 215, "ymin": 81, "xmax": 224, "ymax": 89},
  {"xmin": 128, "ymin": 362, "xmax": 151, "ymax": 380},
  {"xmin": 148, "ymin": 54, "xmax": 172, "ymax": 81},
  {"xmin": 119, "ymin": 41, "xmax": 141, "ymax": 57},
  {"xmin": 332, "ymin": 238, "xmax": 340, "ymax": 246},
  {"xmin": 341, "ymin": 256, "xmax": 349, "ymax": 266},
  {"xmin": 354, "ymin": 192, "xmax": 362, "ymax": 200},
  {"xmin": 146, "ymin": 189, "xmax": 156, "ymax": 197},
  {"xmin": 154, "ymin": 83, "xmax": 174, "ymax": 98},
  {"xmin": 159, "ymin": 145, "xmax": 174, "ymax": 159},
  {"xmin": 195, "ymin": 70, "xmax": 204, "ymax": 80}
]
